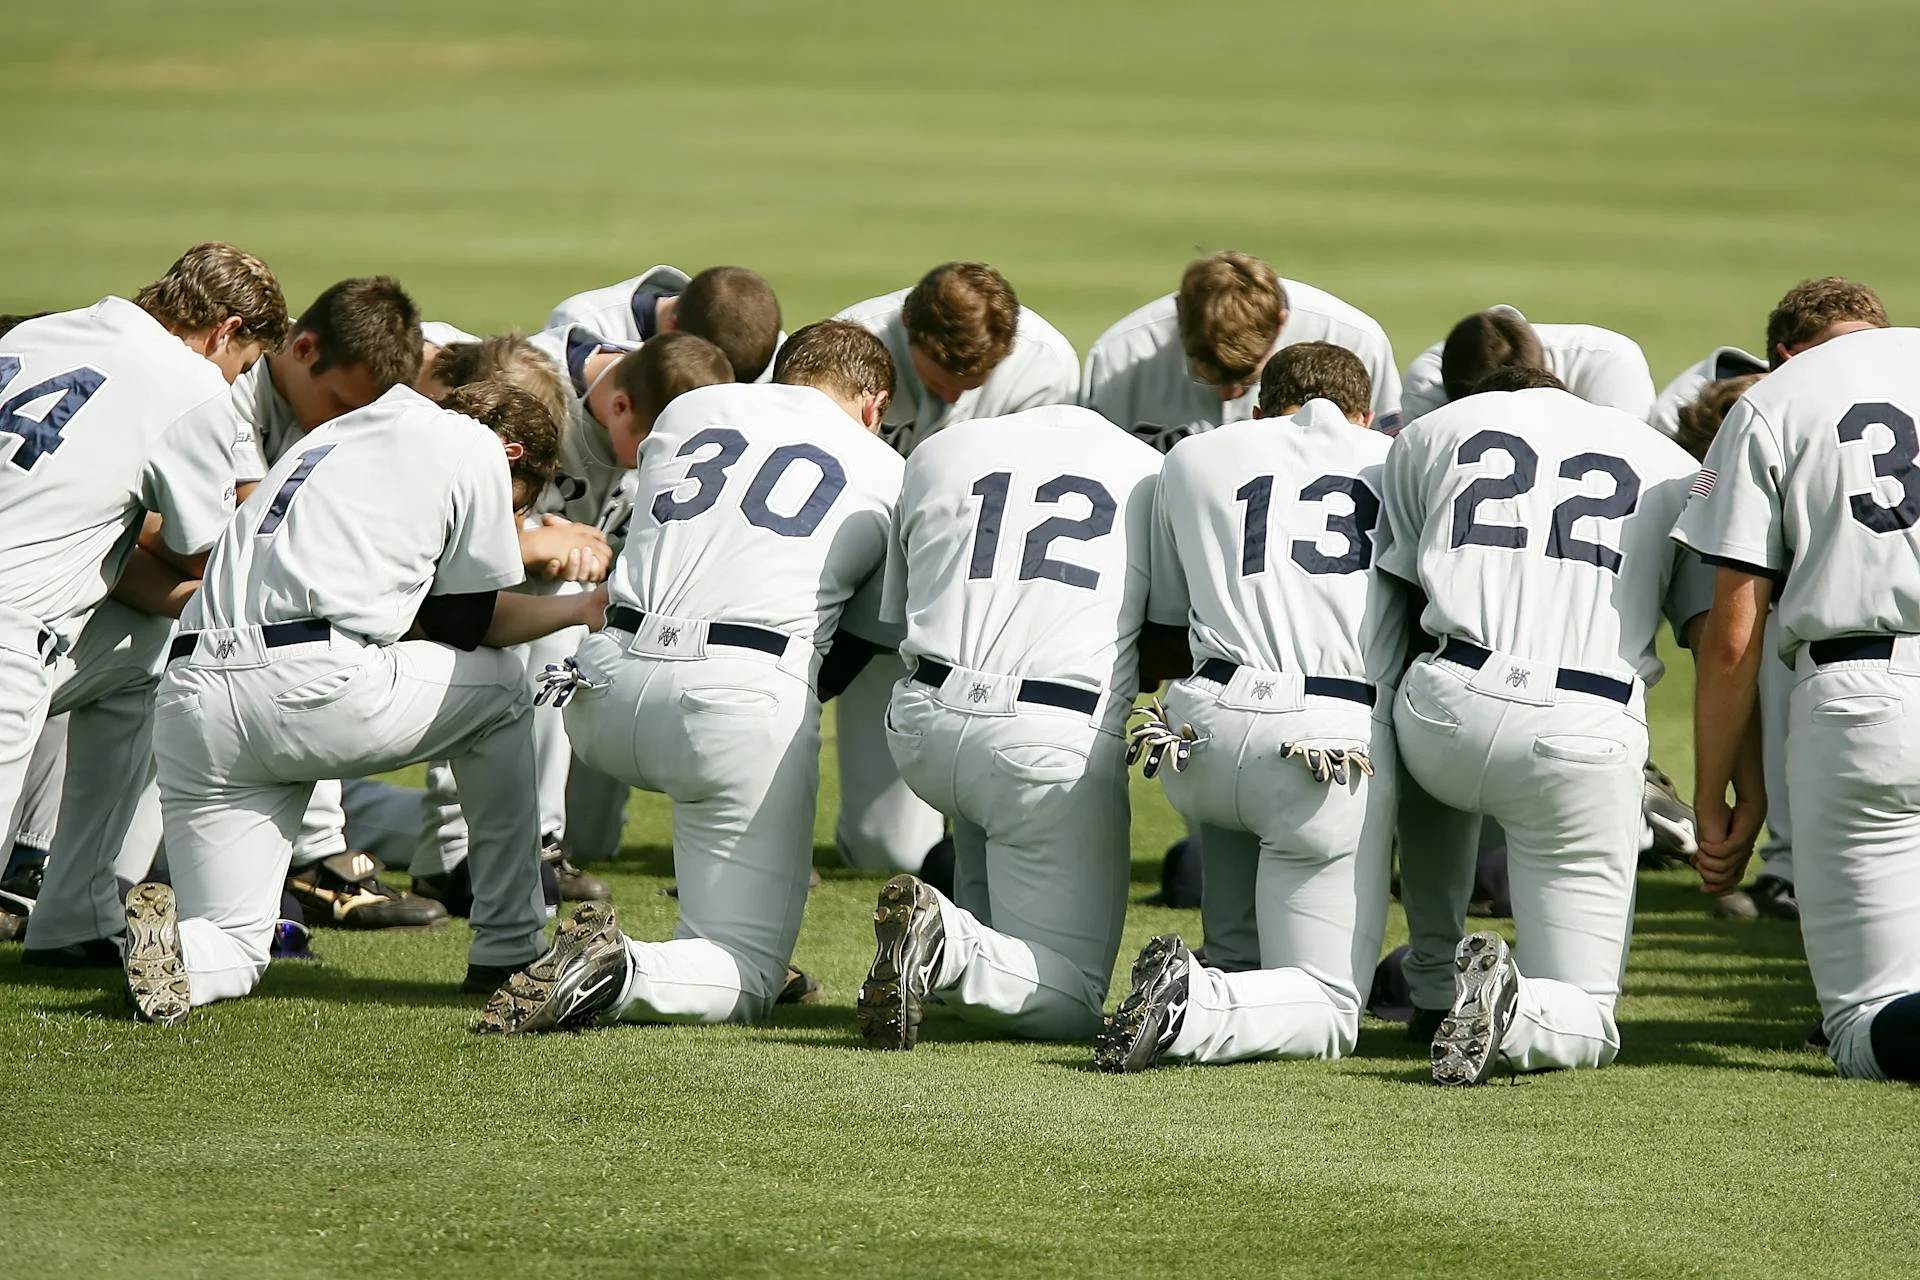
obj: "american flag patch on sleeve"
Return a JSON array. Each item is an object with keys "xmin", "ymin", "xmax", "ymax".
[{"xmin": 1690, "ymin": 468, "xmax": 1716, "ymax": 498}]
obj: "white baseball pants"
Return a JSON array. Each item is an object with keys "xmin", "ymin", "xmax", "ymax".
[
  {"xmin": 21, "ymin": 599, "xmax": 174, "ymax": 950},
  {"xmin": 884, "ymin": 665, "xmax": 1131, "ymax": 1042},
  {"xmin": 153, "ymin": 630, "xmax": 547, "ymax": 1005},
  {"xmin": 1786, "ymin": 642, "xmax": 1920, "ymax": 1078},
  {"xmin": 562, "ymin": 623, "xmax": 820, "ymax": 1025},
  {"xmin": 1156, "ymin": 669, "xmax": 1397, "ymax": 1063},
  {"xmin": 835, "ymin": 658, "xmax": 944, "ymax": 872},
  {"xmin": 1394, "ymin": 651, "xmax": 1647, "ymax": 1072}
]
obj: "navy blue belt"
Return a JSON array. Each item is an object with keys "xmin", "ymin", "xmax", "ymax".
[
  {"xmin": 1194, "ymin": 658, "xmax": 1374, "ymax": 707},
  {"xmin": 606, "ymin": 605, "xmax": 789, "ymax": 657},
  {"xmin": 167, "ymin": 618, "xmax": 330, "ymax": 665},
  {"xmin": 1438, "ymin": 639, "xmax": 1632, "ymax": 705},
  {"xmin": 1809, "ymin": 636, "xmax": 1896, "ymax": 665},
  {"xmin": 911, "ymin": 657, "xmax": 1101, "ymax": 716}
]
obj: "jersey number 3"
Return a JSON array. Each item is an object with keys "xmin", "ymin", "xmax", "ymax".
[
  {"xmin": 1448, "ymin": 430, "xmax": 1641, "ymax": 573},
  {"xmin": 0, "ymin": 356, "xmax": 107, "ymax": 474},
  {"xmin": 1838, "ymin": 402, "xmax": 1920, "ymax": 533}
]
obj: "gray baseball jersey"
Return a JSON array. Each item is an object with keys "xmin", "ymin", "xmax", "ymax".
[
  {"xmin": 1674, "ymin": 327, "xmax": 1920, "ymax": 661},
  {"xmin": 1380, "ymin": 386, "xmax": 1708, "ymax": 684},
  {"xmin": 1399, "ymin": 307, "xmax": 1656, "ymax": 426},
  {"xmin": 0, "ymin": 299, "xmax": 236, "ymax": 641},
  {"xmin": 187, "ymin": 384, "xmax": 524, "ymax": 644},
  {"xmin": 226, "ymin": 355, "xmax": 301, "ymax": 484},
  {"xmin": 881, "ymin": 404, "xmax": 1161, "ymax": 699},
  {"xmin": 545, "ymin": 268, "xmax": 781, "ymax": 384},
  {"xmin": 1649, "ymin": 345, "xmax": 1768, "ymax": 439},
  {"xmin": 1080, "ymin": 281, "xmax": 1402, "ymax": 451},
  {"xmin": 614, "ymin": 382, "xmax": 904, "ymax": 651},
  {"xmin": 524, "ymin": 323, "xmax": 641, "ymax": 528},
  {"xmin": 1150, "ymin": 399, "xmax": 1409, "ymax": 688},
  {"xmin": 836, "ymin": 288, "xmax": 1079, "ymax": 454}
]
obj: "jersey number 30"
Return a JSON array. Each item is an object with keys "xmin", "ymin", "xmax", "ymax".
[
  {"xmin": 651, "ymin": 427, "xmax": 846, "ymax": 537},
  {"xmin": 0, "ymin": 357, "xmax": 107, "ymax": 474},
  {"xmin": 1448, "ymin": 430, "xmax": 1641, "ymax": 573}
]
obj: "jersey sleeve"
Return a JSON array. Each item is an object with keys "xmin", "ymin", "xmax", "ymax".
[
  {"xmin": 431, "ymin": 436, "xmax": 528, "ymax": 596},
  {"xmin": 142, "ymin": 392, "xmax": 239, "ymax": 556},
  {"xmin": 1399, "ymin": 344, "xmax": 1447, "ymax": 426},
  {"xmin": 1145, "ymin": 465, "xmax": 1190, "ymax": 628},
  {"xmin": 1585, "ymin": 343, "xmax": 1657, "ymax": 422},
  {"xmin": 840, "ymin": 558, "xmax": 904, "ymax": 649},
  {"xmin": 1376, "ymin": 430, "xmax": 1428, "ymax": 584},
  {"xmin": 878, "ymin": 495, "xmax": 909, "ymax": 627},
  {"xmin": 1671, "ymin": 398, "xmax": 1787, "ymax": 578},
  {"xmin": 1364, "ymin": 335, "xmax": 1403, "ymax": 427},
  {"xmin": 1662, "ymin": 544, "xmax": 1716, "ymax": 640}
]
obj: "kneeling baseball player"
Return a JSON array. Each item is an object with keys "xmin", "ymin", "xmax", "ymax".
[
  {"xmin": 1097, "ymin": 344, "xmax": 1406, "ymax": 1071},
  {"xmin": 477, "ymin": 321, "xmax": 905, "ymax": 1033},
  {"xmin": 124, "ymin": 380, "xmax": 598, "ymax": 1023}
]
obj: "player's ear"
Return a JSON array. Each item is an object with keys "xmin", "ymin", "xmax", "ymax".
[
  {"xmin": 500, "ymin": 441, "xmax": 526, "ymax": 463},
  {"xmin": 1359, "ymin": 409, "xmax": 1375, "ymax": 429},
  {"xmin": 290, "ymin": 330, "xmax": 321, "ymax": 364},
  {"xmin": 862, "ymin": 391, "xmax": 890, "ymax": 432},
  {"xmin": 1252, "ymin": 405, "xmax": 1266, "ymax": 420},
  {"xmin": 210, "ymin": 314, "xmax": 246, "ymax": 354}
]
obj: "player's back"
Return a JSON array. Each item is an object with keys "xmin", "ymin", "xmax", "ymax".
[
  {"xmin": 1699, "ymin": 327, "xmax": 1920, "ymax": 649},
  {"xmin": 544, "ymin": 266, "xmax": 691, "ymax": 340},
  {"xmin": 890, "ymin": 405, "xmax": 1161, "ymax": 699},
  {"xmin": 1383, "ymin": 387, "xmax": 1697, "ymax": 682},
  {"xmin": 615, "ymin": 382, "xmax": 904, "ymax": 650},
  {"xmin": 1156, "ymin": 400, "xmax": 1406, "ymax": 688},
  {"xmin": 0, "ymin": 298, "xmax": 231, "ymax": 632},
  {"xmin": 189, "ymin": 385, "xmax": 523, "ymax": 644},
  {"xmin": 836, "ymin": 289, "xmax": 1079, "ymax": 451}
]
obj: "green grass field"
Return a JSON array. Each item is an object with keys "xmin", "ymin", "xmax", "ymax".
[{"xmin": 7, "ymin": 1, "xmax": 1920, "ymax": 1275}]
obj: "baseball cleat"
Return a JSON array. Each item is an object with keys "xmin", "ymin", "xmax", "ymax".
[
  {"xmin": 1749, "ymin": 874, "xmax": 1799, "ymax": 921},
  {"xmin": 779, "ymin": 966, "xmax": 824, "ymax": 1005},
  {"xmin": 287, "ymin": 851, "xmax": 449, "ymax": 931},
  {"xmin": 474, "ymin": 901, "xmax": 629, "ymax": 1035},
  {"xmin": 1094, "ymin": 934, "xmax": 1191, "ymax": 1074},
  {"xmin": 856, "ymin": 874, "xmax": 946, "ymax": 1051},
  {"xmin": 23, "ymin": 936, "xmax": 125, "ymax": 968},
  {"xmin": 542, "ymin": 837, "xmax": 610, "ymax": 904},
  {"xmin": 1431, "ymin": 931, "xmax": 1519, "ymax": 1087},
  {"xmin": 124, "ymin": 883, "xmax": 190, "ymax": 1027}
]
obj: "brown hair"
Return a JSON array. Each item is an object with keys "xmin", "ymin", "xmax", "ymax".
[
  {"xmin": 1176, "ymin": 251, "xmax": 1287, "ymax": 386},
  {"xmin": 434, "ymin": 332, "xmax": 572, "ymax": 438},
  {"xmin": 295, "ymin": 277, "xmax": 422, "ymax": 391},
  {"xmin": 1441, "ymin": 310, "xmax": 1546, "ymax": 402},
  {"xmin": 614, "ymin": 331, "xmax": 734, "ymax": 421},
  {"xmin": 1471, "ymin": 365, "xmax": 1565, "ymax": 395},
  {"xmin": 1257, "ymin": 341, "xmax": 1373, "ymax": 420},
  {"xmin": 1765, "ymin": 278, "xmax": 1889, "ymax": 366},
  {"xmin": 442, "ymin": 379, "xmax": 559, "ymax": 502},
  {"xmin": 678, "ymin": 267, "xmax": 781, "ymax": 382},
  {"xmin": 902, "ymin": 262, "xmax": 1018, "ymax": 380},
  {"xmin": 773, "ymin": 320, "xmax": 895, "ymax": 400},
  {"xmin": 1674, "ymin": 374, "xmax": 1765, "ymax": 462},
  {"xmin": 134, "ymin": 242, "xmax": 288, "ymax": 350}
]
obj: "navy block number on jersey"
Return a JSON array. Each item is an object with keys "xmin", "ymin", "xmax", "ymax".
[
  {"xmin": 1837, "ymin": 402, "xmax": 1920, "ymax": 534},
  {"xmin": 967, "ymin": 472, "xmax": 1117, "ymax": 590},
  {"xmin": 1236, "ymin": 473, "xmax": 1381, "ymax": 576},
  {"xmin": 651, "ymin": 428, "xmax": 846, "ymax": 538},
  {"xmin": 257, "ymin": 444, "xmax": 337, "ymax": 535},
  {"xmin": 0, "ymin": 356, "xmax": 107, "ymax": 473},
  {"xmin": 1448, "ymin": 430, "xmax": 1640, "ymax": 573}
]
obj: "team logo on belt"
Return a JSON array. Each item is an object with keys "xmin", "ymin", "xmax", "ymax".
[
  {"xmin": 659, "ymin": 626, "xmax": 680, "ymax": 647},
  {"xmin": 1505, "ymin": 669, "xmax": 1530, "ymax": 688},
  {"xmin": 1252, "ymin": 680, "xmax": 1274, "ymax": 700},
  {"xmin": 214, "ymin": 638, "xmax": 239, "ymax": 659},
  {"xmin": 968, "ymin": 683, "xmax": 991, "ymax": 704}
]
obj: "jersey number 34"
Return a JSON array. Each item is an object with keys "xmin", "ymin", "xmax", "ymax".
[{"xmin": 0, "ymin": 357, "xmax": 106, "ymax": 474}]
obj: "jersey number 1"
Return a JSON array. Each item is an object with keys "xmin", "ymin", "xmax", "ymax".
[{"xmin": 0, "ymin": 356, "xmax": 107, "ymax": 473}]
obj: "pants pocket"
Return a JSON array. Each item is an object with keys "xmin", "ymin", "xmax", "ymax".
[
  {"xmin": 1812, "ymin": 694, "xmax": 1903, "ymax": 730},
  {"xmin": 990, "ymin": 742, "xmax": 1090, "ymax": 784},
  {"xmin": 1532, "ymin": 734, "xmax": 1630, "ymax": 766},
  {"xmin": 1397, "ymin": 679, "xmax": 1462, "ymax": 738},
  {"xmin": 272, "ymin": 666, "xmax": 364, "ymax": 713},
  {"xmin": 680, "ymin": 687, "xmax": 780, "ymax": 717}
]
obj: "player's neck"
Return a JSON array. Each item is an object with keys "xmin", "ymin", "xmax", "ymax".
[
  {"xmin": 582, "ymin": 350, "xmax": 623, "ymax": 429},
  {"xmin": 654, "ymin": 295, "xmax": 678, "ymax": 333}
]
